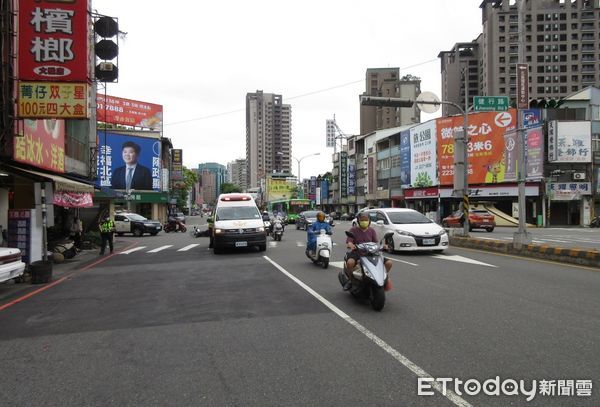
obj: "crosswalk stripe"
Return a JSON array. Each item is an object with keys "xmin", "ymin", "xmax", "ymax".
[
  {"xmin": 147, "ymin": 245, "xmax": 172, "ymax": 253},
  {"xmin": 120, "ymin": 246, "xmax": 146, "ymax": 254},
  {"xmin": 269, "ymin": 241, "xmax": 277, "ymax": 247},
  {"xmin": 178, "ymin": 244, "xmax": 200, "ymax": 251}
]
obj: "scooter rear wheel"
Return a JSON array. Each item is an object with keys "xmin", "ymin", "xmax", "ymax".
[{"xmin": 321, "ymin": 258, "xmax": 329, "ymax": 269}]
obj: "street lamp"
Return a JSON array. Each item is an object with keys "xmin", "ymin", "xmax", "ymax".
[{"xmin": 292, "ymin": 153, "xmax": 320, "ymax": 199}]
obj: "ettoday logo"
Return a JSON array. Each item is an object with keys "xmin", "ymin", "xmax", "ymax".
[{"xmin": 418, "ymin": 377, "xmax": 593, "ymax": 402}]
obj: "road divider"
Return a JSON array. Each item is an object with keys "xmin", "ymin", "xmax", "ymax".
[{"xmin": 449, "ymin": 236, "xmax": 600, "ymax": 269}]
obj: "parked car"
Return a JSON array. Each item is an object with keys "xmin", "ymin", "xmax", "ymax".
[
  {"xmin": 329, "ymin": 211, "xmax": 341, "ymax": 220},
  {"xmin": 442, "ymin": 209, "xmax": 496, "ymax": 232},
  {"xmin": 114, "ymin": 212, "xmax": 162, "ymax": 236},
  {"xmin": 0, "ymin": 247, "xmax": 26, "ymax": 284},
  {"xmin": 340, "ymin": 212, "xmax": 355, "ymax": 221},
  {"xmin": 295, "ymin": 210, "xmax": 319, "ymax": 231},
  {"xmin": 362, "ymin": 208, "xmax": 449, "ymax": 253}
]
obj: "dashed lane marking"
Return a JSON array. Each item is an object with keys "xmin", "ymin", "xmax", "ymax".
[
  {"xmin": 120, "ymin": 246, "xmax": 147, "ymax": 254},
  {"xmin": 147, "ymin": 245, "xmax": 173, "ymax": 253},
  {"xmin": 178, "ymin": 244, "xmax": 200, "ymax": 251}
]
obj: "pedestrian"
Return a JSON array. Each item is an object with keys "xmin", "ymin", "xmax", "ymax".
[
  {"xmin": 70, "ymin": 216, "xmax": 83, "ymax": 250},
  {"xmin": 98, "ymin": 213, "xmax": 115, "ymax": 255}
]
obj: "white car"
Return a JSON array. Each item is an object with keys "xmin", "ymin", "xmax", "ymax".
[
  {"xmin": 365, "ymin": 208, "xmax": 449, "ymax": 253},
  {"xmin": 0, "ymin": 247, "xmax": 26, "ymax": 283}
]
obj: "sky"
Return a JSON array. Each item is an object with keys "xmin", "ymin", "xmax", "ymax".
[{"xmin": 92, "ymin": 0, "xmax": 483, "ymax": 177}]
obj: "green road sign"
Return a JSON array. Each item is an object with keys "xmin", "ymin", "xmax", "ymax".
[{"xmin": 473, "ymin": 96, "xmax": 510, "ymax": 112}]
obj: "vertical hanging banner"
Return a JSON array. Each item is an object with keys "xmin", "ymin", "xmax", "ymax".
[
  {"xmin": 503, "ymin": 130, "xmax": 518, "ymax": 182},
  {"xmin": 326, "ymin": 119, "xmax": 336, "ymax": 148},
  {"xmin": 410, "ymin": 121, "xmax": 437, "ymax": 187},
  {"xmin": 347, "ymin": 159, "xmax": 356, "ymax": 196},
  {"xmin": 171, "ymin": 149, "xmax": 183, "ymax": 180},
  {"xmin": 340, "ymin": 152, "xmax": 348, "ymax": 198},
  {"xmin": 400, "ymin": 130, "xmax": 411, "ymax": 187},
  {"xmin": 18, "ymin": 0, "xmax": 90, "ymax": 82},
  {"xmin": 525, "ymin": 126, "xmax": 544, "ymax": 179},
  {"xmin": 516, "ymin": 64, "xmax": 529, "ymax": 110}
]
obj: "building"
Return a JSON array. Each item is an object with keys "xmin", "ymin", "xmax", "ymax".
[
  {"xmin": 198, "ymin": 162, "xmax": 226, "ymax": 205},
  {"xmin": 226, "ymin": 158, "xmax": 247, "ymax": 191},
  {"xmin": 246, "ymin": 91, "xmax": 292, "ymax": 188},
  {"xmin": 359, "ymin": 68, "xmax": 421, "ymax": 135},
  {"xmin": 439, "ymin": 0, "xmax": 600, "ymax": 116}
]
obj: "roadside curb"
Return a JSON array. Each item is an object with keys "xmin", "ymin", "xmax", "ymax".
[{"xmin": 449, "ymin": 236, "xmax": 600, "ymax": 268}]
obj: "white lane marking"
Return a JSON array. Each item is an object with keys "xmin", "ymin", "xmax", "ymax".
[
  {"xmin": 178, "ymin": 244, "xmax": 200, "ymax": 251},
  {"xmin": 120, "ymin": 246, "xmax": 146, "ymax": 254},
  {"xmin": 263, "ymin": 256, "xmax": 471, "ymax": 407},
  {"xmin": 330, "ymin": 261, "xmax": 345, "ymax": 269},
  {"xmin": 432, "ymin": 254, "xmax": 497, "ymax": 268},
  {"xmin": 147, "ymin": 245, "xmax": 173, "ymax": 253},
  {"xmin": 269, "ymin": 241, "xmax": 278, "ymax": 247},
  {"xmin": 296, "ymin": 241, "xmax": 305, "ymax": 247},
  {"xmin": 387, "ymin": 257, "xmax": 419, "ymax": 267}
]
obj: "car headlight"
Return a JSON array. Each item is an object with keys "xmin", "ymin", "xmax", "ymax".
[
  {"xmin": 439, "ymin": 229, "xmax": 447, "ymax": 236},
  {"xmin": 214, "ymin": 228, "xmax": 223, "ymax": 234},
  {"xmin": 396, "ymin": 230, "xmax": 414, "ymax": 237},
  {"xmin": 257, "ymin": 227, "xmax": 265, "ymax": 232}
]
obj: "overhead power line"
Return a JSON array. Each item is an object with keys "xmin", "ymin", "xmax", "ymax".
[{"xmin": 164, "ymin": 58, "xmax": 438, "ymax": 127}]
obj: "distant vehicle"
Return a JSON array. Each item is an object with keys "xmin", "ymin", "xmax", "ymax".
[
  {"xmin": 267, "ymin": 198, "xmax": 313, "ymax": 224},
  {"xmin": 0, "ymin": 247, "xmax": 26, "ymax": 283},
  {"xmin": 296, "ymin": 210, "xmax": 320, "ymax": 231},
  {"xmin": 329, "ymin": 211, "xmax": 341, "ymax": 220},
  {"xmin": 212, "ymin": 193, "xmax": 266, "ymax": 254},
  {"xmin": 114, "ymin": 212, "xmax": 162, "ymax": 236},
  {"xmin": 442, "ymin": 209, "xmax": 496, "ymax": 232},
  {"xmin": 175, "ymin": 212, "xmax": 186, "ymax": 224},
  {"xmin": 341, "ymin": 212, "xmax": 355, "ymax": 221},
  {"xmin": 361, "ymin": 208, "xmax": 449, "ymax": 253}
]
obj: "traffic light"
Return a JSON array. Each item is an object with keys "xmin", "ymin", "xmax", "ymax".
[
  {"xmin": 529, "ymin": 98, "xmax": 564, "ymax": 109},
  {"xmin": 93, "ymin": 16, "xmax": 119, "ymax": 82}
]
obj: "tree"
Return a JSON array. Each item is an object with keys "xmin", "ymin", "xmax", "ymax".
[
  {"xmin": 400, "ymin": 74, "xmax": 420, "ymax": 81},
  {"xmin": 172, "ymin": 166, "xmax": 198, "ymax": 209},
  {"xmin": 221, "ymin": 183, "xmax": 242, "ymax": 194}
]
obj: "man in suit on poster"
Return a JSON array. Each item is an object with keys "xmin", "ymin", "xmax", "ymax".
[{"xmin": 111, "ymin": 141, "xmax": 153, "ymax": 191}]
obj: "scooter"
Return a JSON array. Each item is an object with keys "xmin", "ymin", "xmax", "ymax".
[
  {"xmin": 272, "ymin": 218, "xmax": 284, "ymax": 241},
  {"xmin": 590, "ymin": 216, "xmax": 600, "ymax": 228},
  {"xmin": 338, "ymin": 231, "xmax": 394, "ymax": 311},
  {"xmin": 164, "ymin": 219, "xmax": 187, "ymax": 233},
  {"xmin": 263, "ymin": 220, "xmax": 272, "ymax": 236},
  {"xmin": 191, "ymin": 226, "xmax": 208, "ymax": 238},
  {"xmin": 306, "ymin": 228, "xmax": 332, "ymax": 269}
]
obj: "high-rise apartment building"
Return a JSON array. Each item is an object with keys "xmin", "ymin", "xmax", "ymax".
[
  {"xmin": 246, "ymin": 91, "xmax": 292, "ymax": 188},
  {"xmin": 359, "ymin": 68, "xmax": 421, "ymax": 135},
  {"xmin": 198, "ymin": 162, "xmax": 226, "ymax": 205},
  {"xmin": 226, "ymin": 158, "xmax": 247, "ymax": 191},
  {"xmin": 439, "ymin": 0, "xmax": 600, "ymax": 116}
]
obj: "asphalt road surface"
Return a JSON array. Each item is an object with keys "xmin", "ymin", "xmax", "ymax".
[{"xmin": 1, "ymin": 217, "xmax": 598, "ymax": 406}]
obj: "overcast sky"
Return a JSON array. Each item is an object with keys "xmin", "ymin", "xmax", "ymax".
[{"xmin": 92, "ymin": 0, "xmax": 483, "ymax": 177}]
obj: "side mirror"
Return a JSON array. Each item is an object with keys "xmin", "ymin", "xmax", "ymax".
[{"xmin": 124, "ymin": 218, "xmax": 129, "ymax": 222}]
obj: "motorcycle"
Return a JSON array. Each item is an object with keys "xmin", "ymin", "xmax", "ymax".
[
  {"xmin": 338, "ymin": 231, "xmax": 394, "ymax": 311},
  {"xmin": 306, "ymin": 228, "xmax": 332, "ymax": 269},
  {"xmin": 164, "ymin": 218, "xmax": 187, "ymax": 233},
  {"xmin": 272, "ymin": 218, "xmax": 284, "ymax": 241},
  {"xmin": 590, "ymin": 216, "xmax": 600, "ymax": 228},
  {"xmin": 263, "ymin": 220, "xmax": 272, "ymax": 236},
  {"xmin": 191, "ymin": 226, "xmax": 208, "ymax": 238}
]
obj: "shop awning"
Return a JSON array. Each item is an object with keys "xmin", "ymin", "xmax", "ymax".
[{"xmin": 8, "ymin": 166, "xmax": 95, "ymax": 193}]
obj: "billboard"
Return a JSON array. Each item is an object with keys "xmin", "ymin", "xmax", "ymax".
[
  {"xmin": 14, "ymin": 119, "xmax": 65, "ymax": 172},
  {"xmin": 17, "ymin": 82, "xmax": 88, "ymax": 119},
  {"xmin": 547, "ymin": 121, "xmax": 591, "ymax": 163},
  {"xmin": 97, "ymin": 132, "xmax": 161, "ymax": 191},
  {"xmin": 18, "ymin": 0, "xmax": 89, "ymax": 82},
  {"xmin": 410, "ymin": 121, "xmax": 437, "ymax": 187},
  {"xmin": 96, "ymin": 95, "xmax": 163, "ymax": 129},
  {"xmin": 171, "ymin": 149, "xmax": 183, "ymax": 180},
  {"xmin": 525, "ymin": 126, "xmax": 544, "ymax": 179},
  {"xmin": 266, "ymin": 178, "xmax": 296, "ymax": 202},
  {"xmin": 400, "ymin": 130, "xmax": 411, "ymax": 187},
  {"xmin": 437, "ymin": 110, "xmax": 517, "ymax": 185}
]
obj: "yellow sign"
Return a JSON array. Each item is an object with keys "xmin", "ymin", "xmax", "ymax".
[
  {"xmin": 267, "ymin": 178, "xmax": 295, "ymax": 201},
  {"xmin": 17, "ymin": 82, "xmax": 89, "ymax": 119}
]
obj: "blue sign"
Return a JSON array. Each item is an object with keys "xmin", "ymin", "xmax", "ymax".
[
  {"xmin": 522, "ymin": 109, "xmax": 541, "ymax": 129},
  {"xmin": 348, "ymin": 162, "xmax": 356, "ymax": 195},
  {"xmin": 97, "ymin": 131, "xmax": 161, "ymax": 191},
  {"xmin": 320, "ymin": 179, "xmax": 329, "ymax": 200},
  {"xmin": 400, "ymin": 130, "xmax": 411, "ymax": 186}
]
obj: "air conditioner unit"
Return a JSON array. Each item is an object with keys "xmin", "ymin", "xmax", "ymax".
[{"xmin": 573, "ymin": 172, "xmax": 586, "ymax": 180}]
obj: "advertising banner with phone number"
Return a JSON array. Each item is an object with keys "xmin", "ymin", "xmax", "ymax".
[{"xmin": 97, "ymin": 94, "xmax": 163, "ymax": 129}]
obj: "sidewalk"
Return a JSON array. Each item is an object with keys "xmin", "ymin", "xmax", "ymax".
[{"xmin": 0, "ymin": 239, "xmax": 132, "ymax": 305}]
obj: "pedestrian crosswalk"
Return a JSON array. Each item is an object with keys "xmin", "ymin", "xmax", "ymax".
[{"xmin": 119, "ymin": 244, "xmax": 201, "ymax": 254}]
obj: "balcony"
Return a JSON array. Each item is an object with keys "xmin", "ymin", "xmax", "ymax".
[
  {"xmin": 581, "ymin": 23, "xmax": 595, "ymax": 31},
  {"xmin": 581, "ymin": 34, "xmax": 595, "ymax": 42}
]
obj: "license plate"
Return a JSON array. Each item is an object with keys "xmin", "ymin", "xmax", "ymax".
[
  {"xmin": 422, "ymin": 238, "xmax": 435, "ymax": 245},
  {"xmin": 482, "ymin": 220, "xmax": 489, "ymax": 223},
  {"xmin": 235, "ymin": 241, "xmax": 248, "ymax": 247},
  {"xmin": 156, "ymin": 226, "xmax": 161, "ymax": 229}
]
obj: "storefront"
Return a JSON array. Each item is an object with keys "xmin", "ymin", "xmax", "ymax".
[
  {"xmin": 546, "ymin": 182, "xmax": 592, "ymax": 226},
  {"xmin": 94, "ymin": 190, "xmax": 170, "ymax": 223}
]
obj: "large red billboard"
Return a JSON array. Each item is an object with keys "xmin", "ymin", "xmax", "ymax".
[
  {"xmin": 437, "ymin": 110, "xmax": 517, "ymax": 186},
  {"xmin": 17, "ymin": 0, "xmax": 90, "ymax": 82},
  {"xmin": 96, "ymin": 95, "xmax": 163, "ymax": 129}
]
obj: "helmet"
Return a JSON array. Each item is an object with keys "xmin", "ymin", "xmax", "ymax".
[{"xmin": 316, "ymin": 211, "xmax": 326, "ymax": 222}]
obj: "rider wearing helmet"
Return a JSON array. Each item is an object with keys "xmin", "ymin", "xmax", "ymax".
[
  {"xmin": 306, "ymin": 211, "xmax": 332, "ymax": 254},
  {"xmin": 341, "ymin": 211, "xmax": 392, "ymax": 290}
]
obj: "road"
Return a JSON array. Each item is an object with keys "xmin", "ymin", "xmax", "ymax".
[
  {"xmin": 461, "ymin": 226, "xmax": 600, "ymax": 252},
  {"xmin": 0, "ymin": 217, "xmax": 598, "ymax": 406}
]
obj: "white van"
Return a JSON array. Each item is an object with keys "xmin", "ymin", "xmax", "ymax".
[{"xmin": 212, "ymin": 193, "xmax": 266, "ymax": 253}]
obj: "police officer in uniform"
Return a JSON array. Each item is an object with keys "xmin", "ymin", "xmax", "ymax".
[{"xmin": 98, "ymin": 214, "xmax": 115, "ymax": 255}]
